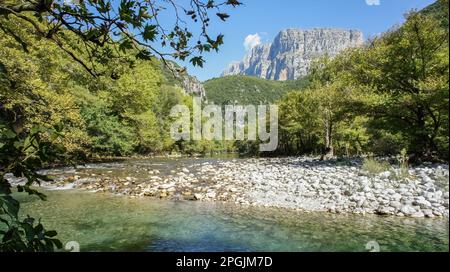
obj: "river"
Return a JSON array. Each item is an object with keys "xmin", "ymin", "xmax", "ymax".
[{"xmin": 16, "ymin": 158, "xmax": 449, "ymax": 252}]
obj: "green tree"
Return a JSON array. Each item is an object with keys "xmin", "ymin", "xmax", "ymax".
[
  {"xmin": 349, "ymin": 11, "xmax": 449, "ymax": 161},
  {"xmin": 278, "ymin": 90, "xmax": 321, "ymax": 155},
  {"xmin": 0, "ymin": 0, "xmax": 242, "ymax": 76},
  {"xmin": 1, "ymin": 0, "xmax": 242, "ymax": 252},
  {"xmin": 307, "ymin": 55, "xmax": 363, "ymax": 159}
]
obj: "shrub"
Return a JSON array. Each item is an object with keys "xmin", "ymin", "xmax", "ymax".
[{"xmin": 362, "ymin": 158, "xmax": 391, "ymax": 175}]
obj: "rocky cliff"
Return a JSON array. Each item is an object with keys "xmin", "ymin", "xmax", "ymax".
[
  {"xmin": 222, "ymin": 28, "xmax": 364, "ymax": 80},
  {"xmin": 160, "ymin": 61, "xmax": 206, "ymax": 97},
  {"xmin": 181, "ymin": 75, "xmax": 206, "ymax": 97}
]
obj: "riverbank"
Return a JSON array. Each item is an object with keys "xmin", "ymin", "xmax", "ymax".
[{"xmin": 38, "ymin": 157, "xmax": 449, "ymax": 218}]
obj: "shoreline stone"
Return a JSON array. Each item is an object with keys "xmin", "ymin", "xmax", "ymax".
[{"xmin": 36, "ymin": 157, "xmax": 449, "ymax": 219}]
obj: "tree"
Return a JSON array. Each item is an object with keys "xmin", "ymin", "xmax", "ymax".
[
  {"xmin": 308, "ymin": 55, "xmax": 362, "ymax": 159},
  {"xmin": 349, "ymin": 11, "xmax": 449, "ymax": 161},
  {"xmin": 0, "ymin": 0, "xmax": 242, "ymax": 77},
  {"xmin": 276, "ymin": 5, "xmax": 449, "ymax": 161},
  {"xmin": 1, "ymin": 0, "xmax": 242, "ymax": 252},
  {"xmin": 0, "ymin": 17, "xmax": 82, "ymax": 251},
  {"xmin": 278, "ymin": 90, "xmax": 321, "ymax": 155}
]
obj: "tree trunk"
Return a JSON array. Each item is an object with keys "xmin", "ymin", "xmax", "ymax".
[
  {"xmin": 321, "ymin": 119, "xmax": 334, "ymax": 160},
  {"xmin": 410, "ymin": 106, "xmax": 434, "ymax": 163}
]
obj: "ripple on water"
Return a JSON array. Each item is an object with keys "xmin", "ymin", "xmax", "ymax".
[{"xmin": 17, "ymin": 189, "xmax": 449, "ymax": 252}]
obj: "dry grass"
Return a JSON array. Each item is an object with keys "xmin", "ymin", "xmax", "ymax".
[{"xmin": 362, "ymin": 158, "xmax": 391, "ymax": 175}]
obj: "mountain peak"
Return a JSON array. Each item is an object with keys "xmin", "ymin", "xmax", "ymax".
[{"xmin": 222, "ymin": 28, "xmax": 364, "ymax": 81}]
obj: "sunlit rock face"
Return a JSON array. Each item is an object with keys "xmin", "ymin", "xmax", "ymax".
[
  {"xmin": 222, "ymin": 28, "xmax": 364, "ymax": 81},
  {"xmin": 182, "ymin": 75, "xmax": 206, "ymax": 97}
]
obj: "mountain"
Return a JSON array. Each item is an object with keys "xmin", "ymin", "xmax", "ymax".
[
  {"xmin": 222, "ymin": 28, "xmax": 364, "ymax": 81},
  {"xmin": 199, "ymin": 1, "xmax": 446, "ymax": 105},
  {"xmin": 204, "ymin": 75, "xmax": 310, "ymax": 105},
  {"xmin": 421, "ymin": 0, "xmax": 448, "ymax": 29},
  {"xmin": 159, "ymin": 61, "xmax": 206, "ymax": 97}
]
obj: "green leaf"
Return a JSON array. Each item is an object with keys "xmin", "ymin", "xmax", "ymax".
[
  {"xmin": 45, "ymin": 230, "xmax": 57, "ymax": 237},
  {"xmin": 136, "ymin": 50, "xmax": 153, "ymax": 60},
  {"xmin": 13, "ymin": 140, "xmax": 23, "ymax": 149},
  {"xmin": 0, "ymin": 217, "xmax": 10, "ymax": 227},
  {"xmin": 51, "ymin": 238, "xmax": 63, "ymax": 249},
  {"xmin": 119, "ymin": 39, "xmax": 133, "ymax": 53},
  {"xmin": 190, "ymin": 56, "xmax": 204, "ymax": 68},
  {"xmin": 3, "ymin": 129, "xmax": 16, "ymax": 139},
  {"xmin": 216, "ymin": 13, "xmax": 230, "ymax": 21},
  {"xmin": 0, "ymin": 195, "xmax": 20, "ymax": 219},
  {"xmin": 34, "ymin": 223, "xmax": 44, "ymax": 234},
  {"xmin": 207, "ymin": 0, "xmax": 215, "ymax": 8},
  {"xmin": 22, "ymin": 221, "xmax": 35, "ymax": 242},
  {"xmin": 142, "ymin": 25, "xmax": 158, "ymax": 42},
  {"xmin": 226, "ymin": 0, "xmax": 242, "ymax": 7}
]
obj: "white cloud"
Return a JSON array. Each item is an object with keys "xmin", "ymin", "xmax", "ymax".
[{"xmin": 243, "ymin": 33, "xmax": 262, "ymax": 51}]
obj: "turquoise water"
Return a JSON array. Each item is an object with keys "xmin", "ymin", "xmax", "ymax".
[{"xmin": 18, "ymin": 189, "xmax": 449, "ymax": 252}]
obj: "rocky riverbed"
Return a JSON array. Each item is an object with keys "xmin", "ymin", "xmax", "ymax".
[{"xmin": 27, "ymin": 157, "xmax": 450, "ymax": 218}]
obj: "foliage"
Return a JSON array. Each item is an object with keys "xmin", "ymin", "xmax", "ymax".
[
  {"xmin": 276, "ymin": 8, "xmax": 449, "ymax": 162},
  {"xmin": 0, "ymin": 124, "xmax": 63, "ymax": 252},
  {"xmin": 0, "ymin": 0, "xmax": 242, "ymax": 76},
  {"xmin": 349, "ymin": 11, "xmax": 449, "ymax": 161},
  {"xmin": 0, "ymin": 0, "xmax": 242, "ymax": 251},
  {"xmin": 80, "ymin": 92, "xmax": 137, "ymax": 156},
  {"xmin": 278, "ymin": 90, "xmax": 321, "ymax": 155},
  {"xmin": 277, "ymin": 52, "xmax": 366, "ymax": 158},
  {"xmin": 421, "ymin": 0, "xmax": 449, "ymax": 28},
  {"xmin": 0, "ymin": 19, "xmax": 89, "ymax": 156},
  {"xmin": 204, "ymin": 75, "xmax": 310, "ymax": 105}
]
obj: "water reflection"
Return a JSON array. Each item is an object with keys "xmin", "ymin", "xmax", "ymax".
[{"xmin": 18, "ymin": 190, "xmax": 449, "ymax": 252}]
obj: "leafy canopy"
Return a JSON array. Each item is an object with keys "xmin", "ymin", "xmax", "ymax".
[{"xmin": 0, "ymin": 0, "xmax": 242, "ymax": 76}]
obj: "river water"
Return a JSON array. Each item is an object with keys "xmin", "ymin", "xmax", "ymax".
[{"xmin": 16, "ymin": 158, "xmax": 449, "ymax": 252}]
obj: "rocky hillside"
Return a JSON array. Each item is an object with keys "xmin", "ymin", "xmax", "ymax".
[
  {"xmin": 159, "ymin": 61, "xmax": 206, "ymax": 97},
  {"xmin": 222, "ymin": 28, "xmax": 364, "ymax": 81}
]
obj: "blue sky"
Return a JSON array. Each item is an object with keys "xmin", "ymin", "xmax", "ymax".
[{"xmin": 170, "ymin": 0, "xmax": 436, "ymax": 81}]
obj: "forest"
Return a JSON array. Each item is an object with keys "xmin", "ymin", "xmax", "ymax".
[
  {"xmin": 0, "ymin": 0, "xmax": 241, "ymax": 251},
  {"xmin": 2, "ymin": 1, "xmax": 448, "ymax": 163},
  {"xmin": 203, "ymin": 2, "xmax": 449, "ymax": 162},
  {"xmin": 275, "ymin": 6, "xmax": 449, "ymax": 162},
  {"xmin": 0, "ymin": 0, "xmax": 448, "ymax": 251},
  {"xmin": 0, "ymin": 16, "xmax": 232, "ymax": 159}
]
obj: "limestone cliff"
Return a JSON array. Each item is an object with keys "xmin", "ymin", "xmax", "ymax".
[{"xmin": 222, "ymin": 28, "xmax": 364, "ymax": 80}]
